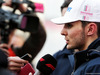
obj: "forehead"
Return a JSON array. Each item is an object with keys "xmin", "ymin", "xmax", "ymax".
[{"xmin": 65, "ymin": 20, "xmax": 82, "ymax": 25}]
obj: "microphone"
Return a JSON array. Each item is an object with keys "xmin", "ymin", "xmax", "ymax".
[
  {"xmin": 17, "ymin": 53, "xmax": 34, "ymax": 75},
  {"xmin": 34, "ymin": 54, "xmax": 57, "ymax": 75}
]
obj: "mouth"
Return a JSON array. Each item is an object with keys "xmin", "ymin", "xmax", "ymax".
[
  {"xmin": 66, "ymin": 41, "xmax": 68, "ymax": 44},
  {"xmin": 65, "ymin": 38, "xmax": 69, "ymax": 44},
  {"xmin": 65, "ymin": 40, "xmax": 69, "ymax": 44}
]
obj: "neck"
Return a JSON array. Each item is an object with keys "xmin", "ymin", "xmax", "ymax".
[{"xmin": 79, "ymin": 36, "xmax": 98, "ymax": 51}]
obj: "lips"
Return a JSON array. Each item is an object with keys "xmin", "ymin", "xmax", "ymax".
[
  {"xmin": 66, "ymin": 41, "xmax": 68, "ymax": 44},
  {"xmin": 65, "ymin": 40, "xmax": 69, "ymax": 44},
  {"xmin": 65, "ymin": 38, "xmax": 69, "ymax": 44}
]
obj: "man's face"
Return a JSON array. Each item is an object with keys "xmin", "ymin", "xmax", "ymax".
[{"xmin": 61, "ymin": 21, "xmax": 86, "ymax": 51}]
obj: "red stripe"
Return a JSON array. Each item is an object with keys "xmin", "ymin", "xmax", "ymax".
[
  {"xmin": 40, "ymin": 58, "xmax": 45, "ymax": 61},
  {"xmin": 46, "ymin": 64, "xmax": 55, "ymax": 70}
]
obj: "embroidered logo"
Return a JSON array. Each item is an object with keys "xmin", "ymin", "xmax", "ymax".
[
  {"xmin": 67, "ymin": 7, "xmax": 72, "ymax": 12},
  {"xmin": 80, "ymin": 5, "xmax": 93, "ymax": 20}
]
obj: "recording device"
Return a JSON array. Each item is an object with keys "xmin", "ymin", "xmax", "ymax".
[
  {"xmin": 0, "ymin": 0, "xmax": 42, "ymax": 43},
  {"xmin": 17, "ymin": 63, "xmax": 35, "ymax": 75},
  {"xmin": 34, "ymin": 54, "xmax": 57, "ymax": 75},
  {"xmin": 21, "ymin": 53, "xmax": 32, "ymax": 60},
  {"xmin": 18, "ymin": 54, "xmax": 57, "ymax": 75},
  {"xmin": 17, "ymin": 53, "xmax": 34, "ymax": 75},
  {"xmin": 0, "ymin": 8, "xmax": 39, "ymax": 31}
]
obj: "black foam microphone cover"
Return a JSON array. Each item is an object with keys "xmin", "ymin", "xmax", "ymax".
[{"xmin": 36, "ymin": 54, "xmax": 57, "ymax": 75}]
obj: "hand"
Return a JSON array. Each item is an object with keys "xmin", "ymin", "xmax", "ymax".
[
  {"xmin": 3, "ymin": 0, "xmax": 27, "ymax": 12},
  {"xmin": 8, "ymin": 56, "xmax": 28, "ymax": 72},
  {"xmin": 0, "ymin": 44, "xmax": 9, "ymax": 56},
  {"xmin": 3, "ymin": 0, "xmax": 12, "ymax": 7}
]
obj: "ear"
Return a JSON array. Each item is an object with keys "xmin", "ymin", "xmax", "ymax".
[{"xmin": 87, "ymin": 23, "xmax": 97, "ymax": 36}]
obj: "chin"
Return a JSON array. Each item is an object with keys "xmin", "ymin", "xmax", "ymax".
[
  {"xmin": 67, "ymin": 46, "xmax": 71, "ymax": 50},
  {"xmin": 67, "ymin": 45, "xmax": 74, "ymax": 50}
]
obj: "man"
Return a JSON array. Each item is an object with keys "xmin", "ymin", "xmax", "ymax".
[
  {"xmin": 51, "ymin": 0, "xmax": 100, "ymax": 74},
  {"xmin": 51, "ymin": 0, "xmax": 74, "ymax": 75}
]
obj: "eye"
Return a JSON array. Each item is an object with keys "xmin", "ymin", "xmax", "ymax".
[{"xmin": 67, "ymin": 23, "xmax": 72, "ymax": 28}]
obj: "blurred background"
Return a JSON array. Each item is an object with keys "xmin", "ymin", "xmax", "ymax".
[
  {"xmin": 2, "ymin": 0, "xmax": 66, "ymax": 70},
  {"xmin": 32, "ymin": 0, "xmax": 66, "ymax": 69}
]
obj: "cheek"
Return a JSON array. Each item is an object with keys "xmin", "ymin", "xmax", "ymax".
[
  {"xmin": 69, "ymin": 29, "xmax": 82, "ymax": 38},
  {"xmin": 10, "ymin": 36, "xmax": 24, "ymax": 46}
]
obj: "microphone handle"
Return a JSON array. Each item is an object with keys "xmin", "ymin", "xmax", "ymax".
[
  {"xmin": 34, "ymin": 70, "xmax": 45, "ymax": 75},
  {"xmin": 34, "ymin": 70, "xmax": 41, "ymax": 75}
]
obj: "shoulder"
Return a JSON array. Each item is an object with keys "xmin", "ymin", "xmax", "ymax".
[
  {"xmin": 88, "ymin": 57, "xmax": 100, "ymax": 66},
  {"xmin": 74, "ymin": 57, "xmax": 100, "ymax": 75},
  {"xmin": 53, "ymin": 50, "xmax": 63, "ymax": 58},
  {"xmin": 85, "ymin": 57, "xmax": 100, "ymax": 73}
]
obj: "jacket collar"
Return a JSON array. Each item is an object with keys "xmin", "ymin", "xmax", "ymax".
[
  {"xmin": 87, "ymin": 37, "xmax": 100, "ymax": 50},
  {"xmin": 59, "ymin": 45, "xmax": 74, "ymax": 56},
  {"xmin": 74, "ymin": 37, "xmax": 100, "ymax": 70}
]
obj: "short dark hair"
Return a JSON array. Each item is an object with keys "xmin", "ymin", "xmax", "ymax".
[
  {"xmin": 61, "ymin": 0, "xmax": 72, "ymax": 12},
  {"xmin": 81, "ymin": 21, "xmax": 100, "ymax": 37}
]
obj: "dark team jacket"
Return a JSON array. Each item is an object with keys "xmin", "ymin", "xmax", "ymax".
[
  {"xmin": 51, "ymin": 46, "xmax": 74, "ymax": 75},
  {"xmin": 73, "ymin": 37, "xmax": 100, "ymax": 75}
]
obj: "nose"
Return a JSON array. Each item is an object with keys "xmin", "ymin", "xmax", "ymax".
[{"xmin": 61, "ymin": 27, "xmax": 67, "ymax": 36}]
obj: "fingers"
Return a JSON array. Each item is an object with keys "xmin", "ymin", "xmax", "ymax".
[
  {"xmin": 3, "ymin": 0, "xmax": 12, "ymax": 6},
  {"xmin": 0, "ymin": 48, "xmax": 9, "ymax": 56},
  {"xmin": 0, "ymin": 44, "xmax": 9, "ymax": 56},
  {"xmin": 0, "ymin": 43, "xmax": 9, "ymax": 48},
  {"xmin": 3, "ymin": 0, "xmax": 27, "ymax": 12},
  {"xmin": 8, "ymin": 56, "xmax": 28, "ymax": 63},
  {"xmin": 8, "ymin": 62, "xmax": 24, "ymax": 71},
  {"xmin": 8, "ymin": 56, "xmax": 28, "ymax": 72}
]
